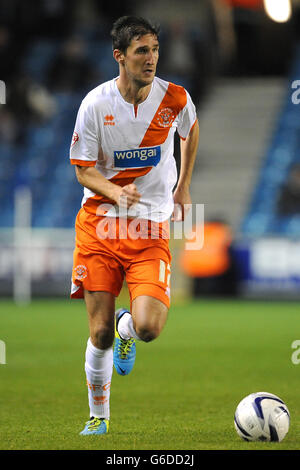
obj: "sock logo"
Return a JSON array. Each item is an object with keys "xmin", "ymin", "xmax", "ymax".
[
  {"xmin": 87, "ymin": 380, "xmax": 111, "ymax": 392},
  {"xmin": 94, "ymin": 395, "xmax": 108, "ymax": 405}
]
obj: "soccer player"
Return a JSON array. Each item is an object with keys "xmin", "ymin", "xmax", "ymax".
[{"xmin": 69, "ymin": 16, "xmax": 199, "ymax": 435}]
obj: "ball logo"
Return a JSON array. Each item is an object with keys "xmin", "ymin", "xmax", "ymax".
[
  {"xmin": 74, "ymin": 264, "xmax": 87, "ymax": 280},
  {"xmin": 71, "ymin": 131, "xmax": 79, "ymax": 147},
  {"xmin": 157, "ymin": 107, "xmax": 176, "ymax": 128}
]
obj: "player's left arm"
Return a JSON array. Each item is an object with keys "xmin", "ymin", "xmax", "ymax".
[{"xmin": 172, "ymin": 119, "xmax": 199, "ymax": 221}]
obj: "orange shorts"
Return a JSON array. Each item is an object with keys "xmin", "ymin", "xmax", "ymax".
[{"xmin": 71, "ymin": 208, "xmax": 171, "ymax": 308}]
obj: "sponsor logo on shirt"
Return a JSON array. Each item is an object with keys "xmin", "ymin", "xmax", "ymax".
[
  {"xmin": 104, "ymin": 114, "xmax": 115, "ymax": 126},
  {"xmin": 114, "ymin": 146, "xmax": 161, "ymax": 168}
]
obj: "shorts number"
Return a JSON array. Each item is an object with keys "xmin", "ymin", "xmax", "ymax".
[{"xmin": 159, "ymin": 260, "xmax": 171, "ymax": 286}]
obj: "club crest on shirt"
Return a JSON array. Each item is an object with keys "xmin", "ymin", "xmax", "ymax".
[
  {"xmin": 71, "ymin": 131, "xmax": 79, "ymax": 147},
  {"xmin": 157, "ymin": 107, "xmax": 176, "ymax": 128},
  {"xmin": 73, "ymin": 264, "xmax": 87, "ymax": 280}
]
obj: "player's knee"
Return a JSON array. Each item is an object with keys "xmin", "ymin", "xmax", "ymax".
[
  {"xmin": 136, "ymin": 324, "xmax": 160, "ymax": 343},
  {"xmin": 91, "ymin": 324, "xmax": 114, "ymax": 349}
]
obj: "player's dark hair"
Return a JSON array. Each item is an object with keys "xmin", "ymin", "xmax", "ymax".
[{"xmin": 111, "ymin": 16, "xmax": 160, "ymax": 53}]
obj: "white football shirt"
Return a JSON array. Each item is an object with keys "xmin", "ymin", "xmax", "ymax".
[{"xmin": 70, "ymin": 76, "xmax": 197, "ymax": 222}]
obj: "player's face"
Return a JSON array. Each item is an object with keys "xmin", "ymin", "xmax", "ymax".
[{"xmin": 123, "ymin": 34, "xmax": 159, "ymax": 87}]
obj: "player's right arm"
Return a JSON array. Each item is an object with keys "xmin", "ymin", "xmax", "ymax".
[
  {"xmin": 71, "ymin": 97, "xmax": 141, "ymax": 208},
  {"xmin": 75, "ymin": 165, "xmax": 141, "ymax": 208}
]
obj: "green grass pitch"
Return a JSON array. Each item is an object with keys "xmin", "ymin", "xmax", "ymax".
[{"xmin": 0, "ymin": 297, "xmax": 300, "ymax": 450}]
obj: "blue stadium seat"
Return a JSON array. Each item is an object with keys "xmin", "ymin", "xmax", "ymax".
[
  {"xmin": 241, "ymin": 42, "xmax": 300, "ymax": 237},
  {"xmin": 22, "ymin": 40, "xmax": 60, "ymax": 83}
]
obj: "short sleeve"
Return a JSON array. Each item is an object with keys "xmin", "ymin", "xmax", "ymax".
[
  {"xmin": 69, "ymin": 98, "xmax": 99, "ymax": 166},
  {"xmin": 176, "ymin": 90, "xmax": 197, "ymax": 140}
]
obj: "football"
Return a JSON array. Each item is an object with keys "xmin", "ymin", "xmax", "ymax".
[{"xmin": 234, "ymin": 392, "xmax": 290, "ymax": 442}]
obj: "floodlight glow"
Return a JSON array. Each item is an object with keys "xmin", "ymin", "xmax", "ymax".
[{"xmin": 263, "ymin": 0, "xmax": 292, "ymax": 23}]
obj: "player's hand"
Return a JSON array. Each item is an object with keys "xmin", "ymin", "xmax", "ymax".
[
  {"xmin": 171, "ymin": 186, "xmax": 192, "ymax": 221},
  {"xmin": 115, "ymin": 183, "xmax": 141, "ymax": 208}
]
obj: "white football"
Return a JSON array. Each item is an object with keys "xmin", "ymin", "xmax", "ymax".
[{"xmin": 234, "ymin": 392, "xmax": 290, "ymax": 442}]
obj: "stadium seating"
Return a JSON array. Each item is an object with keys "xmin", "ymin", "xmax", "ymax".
[
  {"xmin": 1, "ymin": 33, "xmax": 110, "ymax": 228},
  {"xmin": 241, "ymin": 43, "xmax": 300, "ymax": 236}
]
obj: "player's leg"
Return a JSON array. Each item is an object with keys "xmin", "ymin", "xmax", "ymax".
[
  {"xmin": 72, "ymin": 211, "xmax": 125, "ymax": 433},
  {"xmin": 122, "ymin": 254, "xmax": 170, "ymax": 343},
  {"xmin": 113, "ymin": 230, "xmax": 171, "ymax": 375},
  {"xmin": 80, "ymin": 290, "xmax": 115, "ymax": 435},
  {"xmin": 132, "ymin": 295, "xmax": 168, "ymax": 342},
  {"xmin": 85, "ymin": 290, "xmax": 115, "ymax": 349},
  {"xmin": 113, "ymin": 295, "xmax": 168, "ymax": 376},
  {"xmin": 114, "ymin": 254, "xmax": 170, "ymax": 375},
  {"xmin": 119, "ymin": 295, "xmax": 168, "ymax": 343}
]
